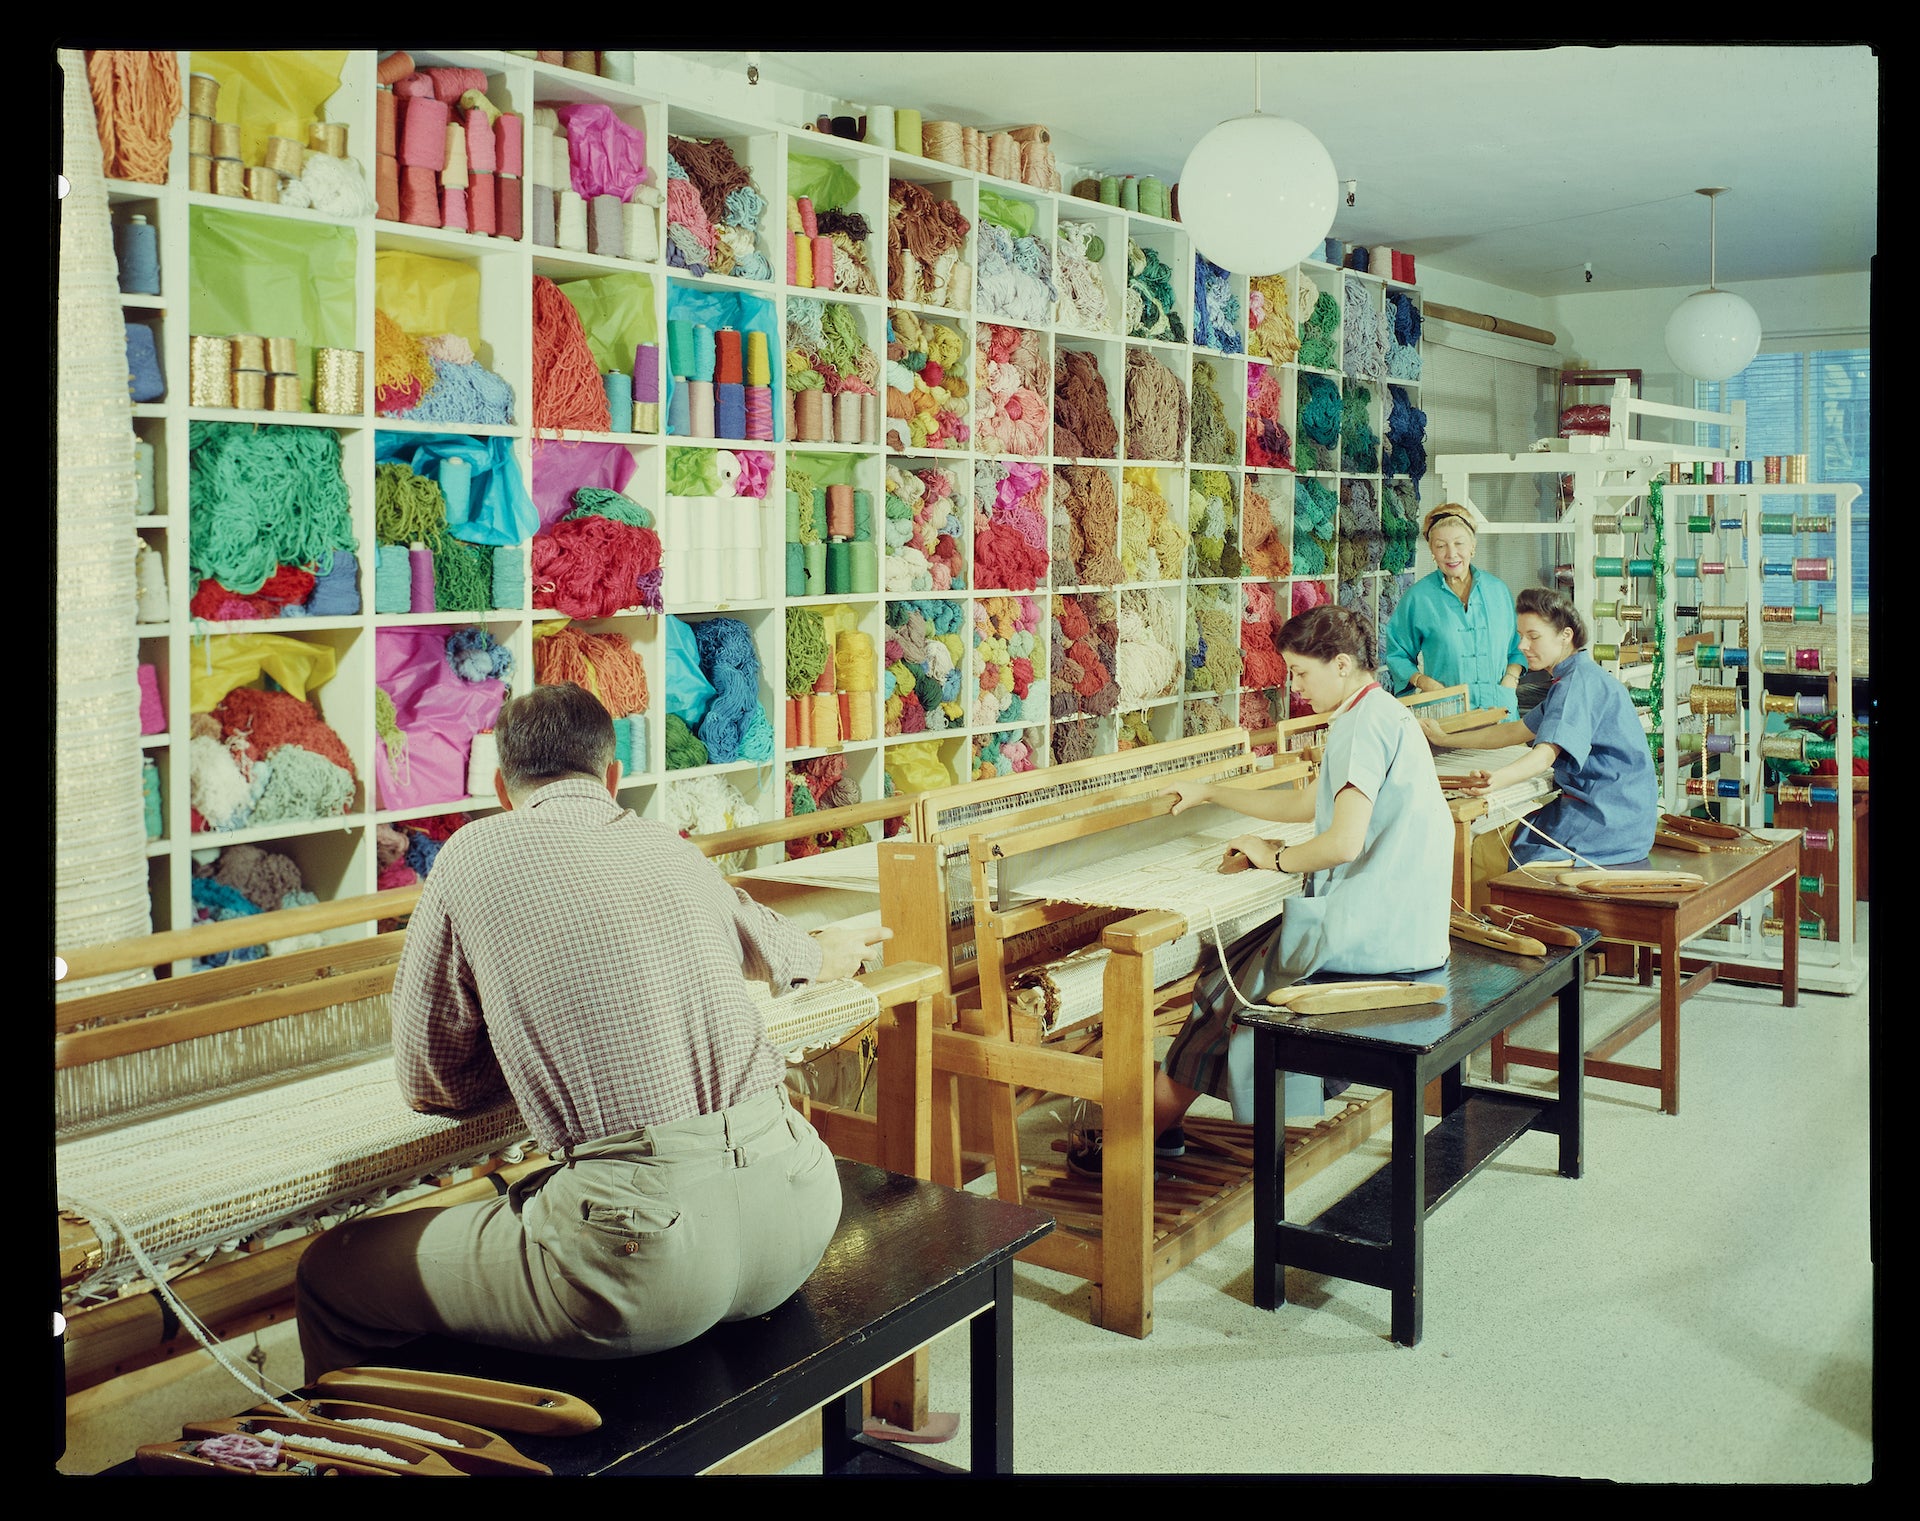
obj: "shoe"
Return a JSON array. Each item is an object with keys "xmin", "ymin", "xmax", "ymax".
[
  {"xmin": 1065, "ymin": 1131, "xmax": 1102, "ymax": 1179},
  {"xmin": 1154, "ymin": 1125, "xmax": 1187, "ymax": 1158}
]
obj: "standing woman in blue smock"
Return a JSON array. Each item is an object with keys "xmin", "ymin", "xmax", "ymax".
[
  {"xmin": 1383, "ymin": 503, "xmax": 1526, "ymax": 717},
  {"xmin": 1426, "ymin": 585, "xmax": 1658, "ymax": 876},
  {"xmin": 1064, "ymin": 606, "xmax": 1454, "ymax": 1176}
]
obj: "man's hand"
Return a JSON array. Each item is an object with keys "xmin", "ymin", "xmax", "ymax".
[
  {"xmin": 1165, "ymin": 782, "xmax": 1209, "ymax": 815},
  {"xmin": 814, "ymin": 922, "xmax": 893, "ymax": 982}
]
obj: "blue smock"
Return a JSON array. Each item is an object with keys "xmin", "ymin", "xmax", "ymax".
[
  {"xmin": 1509, "ymin": 648, "xmax": 1659, "ymax": 867},
  {"xmin": 1382, "ymin": 567, "xmax": 1525, "ymax": 717},
  {"xmin": 1278, "ymin": 685, "xmax": 1454, "ymax": 977}
]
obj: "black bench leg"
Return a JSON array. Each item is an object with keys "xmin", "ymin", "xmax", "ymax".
[
  {"xmin": 1254, "ymin": 1026, "xmax": 1285, "ymax": 1311},
  {"xmin": 971, "ymin": 1258, "xmax": 1015, "ymax": 1474},
  {"xmin": 1559, "ymin": 962, "xmax": 1585, "ymax": 1179},
  {"xmin": 1390, "ymin": 1064, "xmax": 1424, "ymax": 1347},
  {"xmin": 821, "ymin": 1386, "xmax": 863, "ymax": 1473}
]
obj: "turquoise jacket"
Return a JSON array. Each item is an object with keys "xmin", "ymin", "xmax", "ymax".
[{"xmin": 1381, "ymin": 567, "xmax": 1525, "ymax": 717}]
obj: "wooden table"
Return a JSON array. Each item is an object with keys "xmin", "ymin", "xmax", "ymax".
[
  {"xmin": 1239, "ymin": 932, "xmax": 1596, "ymax": 1347},
  {"xmin": 1484, "ymin": 832, "xmax": 1801, "ymax": 1116},
  {"xmin": 215, "ymin": 1163, "xmax": 1053, "ymax": 1477}
]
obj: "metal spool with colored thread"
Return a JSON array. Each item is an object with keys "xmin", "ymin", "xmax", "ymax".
[
  {"xmin": 1734, "ymin": 459, "xmax": 1753, "ymax": 483},
  {"xmin": 1688, "ymin": 684, "xmax": 1739, "ymax": 716},
  {"xmin": 1595, "ymin": 514, "xmax": 1645, "ymax": 535},
  {"xmin": 1764, "ymin": 456, "xmax": 1782, "ymax": 483},
  {"xmin": 1803, "ymin": 828, "xmax": 1834, "ymax": 852},
  {"xmin": 1593, "ymin": 643, "xmax": 1619, "ymax": 663},
  {"xmin": 1798, "ymin": 874, "xmax": 1826, "ymax": 896},
  {"xmin": 1686, "ymin": 776, "xmax": 1744, "ymax": 797},
  {"xmin": 1761, "ymin": 692, "xmax": 1826, "ymax": 718},
  {"xmin": 1775, "ymin": 782, "xmax": 1839, "ymax": 806},
  {"xmin": 1686, "ymin": 515, "xmax": 1715, "ymax": 533},
  {"xmin": 1673, "ymin": 731, "xmax": 1735, "ymax": 756},
  {"xmin": 1762, "ymin": 918, "xmax": 1826, "ymax": 941},
  {"xmin": 1763, "ymin": 604, "xmax": 1822, "ymax": 624}
]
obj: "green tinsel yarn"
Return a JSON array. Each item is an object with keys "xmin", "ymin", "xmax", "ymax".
[
  {"xmin": 566, "ymin": 486, "xmax": 655, "ymax": 528},
  {"xmin": 433, "ymin": 536, "xmax": 493, "ymax": 612},
  {"xmin": 785, "ymin": 607, "xmax": 829, "ymax": 696},
  {"xmin": 665, "ymin": 713, "xmax": 710, "ymax": 770},
  {"xmin": 188, "ymin": 421, "xmax": 358, "ymax": 594},
  {"xmin": 375, "ymin": 461, "xmax": 448, "ymax": 546}
]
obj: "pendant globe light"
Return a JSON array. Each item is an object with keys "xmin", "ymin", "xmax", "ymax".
[
  {"xmin": 1177, "ymin": 54, "xmax": 1338, "ymax": 275},
  {"xmin": 1664, "ymin": 188, "xmax": 1762, "ymax": 382}
]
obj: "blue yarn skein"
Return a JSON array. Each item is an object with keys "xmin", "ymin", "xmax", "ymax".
[{"xmin": 691, "ymin": 617, "xmax": 763, "ymax": 764}]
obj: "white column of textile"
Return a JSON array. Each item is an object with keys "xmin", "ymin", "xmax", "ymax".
[{"xmin": 55, "ymin": 49, "xmax": 154, "ymax": 996}]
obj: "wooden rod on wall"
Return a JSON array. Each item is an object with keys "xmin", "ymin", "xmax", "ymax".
[{"xmin": 1424, "ymin": 301, "xmax": 1558, "ymax": 347}]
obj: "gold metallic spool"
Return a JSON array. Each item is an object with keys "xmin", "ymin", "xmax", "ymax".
[
  {"xmin": 315, "ymin": 347, "xmax": 363, "ymax": 415},
  {"xmin": 1699, "ymin": 604, "xmax": 1746, "ymax": 621},
  {"xmin": 1761, "ymin": 693, "xmax": 1800, "ymax": 716},
  {"xmin": 1784, "ymin": 453, "xmax": 1807, "ymax": 483},
  {"xmin": 245, "ymin": 166, "xmax": 280, "ymax": 203},
  {"xmin": 1611, "ymin": 603, "xmax": 1644, "ymax": 623},
  {"xmin": 1668, "ymin": 463, "xmax": 1686, "ymax": 483},
  {"xmin": 189, "ymin": 336, "xmax": 233, "ymax": 407},
  {"xmin": 189, "ymin": 115, "xmax": 214, "ymax": 155},
  {"xmin": 210, "ymin": 120, "xmax": 241, "ymax": 159},
  {"xmin": 1688, "ymin": 684, "xmax": 1739, "ymax": 716},
  {"xmin": 268, "ymin": 375, "xmax": 305, "ymax": 411},
  {"xmin": 229, "ymin": 334, "xmax": 268, "ymax": 371},
  {"xmin": 308, "ymin": 121, "xmax": 349, "ymax": 157},
  {"xmin": 189, "ymin": 73, "xmax": 220, "ymax": 117},
  {"xmin": 232, "ymin": 370, "xmax": 268, "ymax": 411},
  {"xmin": 212, "ymin": 158, "xmax": 246, "ymax": 197},
  {"xmin": 189, "ymin": 153, "xmax": 213, "ymax": 193},
  {"xmin": 263, "ymin": 136, "xmax": 307, "ymax": 177},
  {"xmin": 266, "ymin": 336, "xmax": 298, "ymax": 374}
]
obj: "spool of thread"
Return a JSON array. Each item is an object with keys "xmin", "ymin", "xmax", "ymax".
[
  {"xmin": 666, "ymin": 383, "xmax": 691, "ymax": 435},
  {"xmin": 832, "ymin": 115, "xmax": 858, "ymax": 139},
  {"xmin": 1138, "ymin": 177, "xmax": 1167, "ymax": 218},
  {"xmin": 376, "ymin": 154, "xmax": 401, "ymax": 220},
  {"xmin": 115, "ymin": 215, "xmax": 159, "ymax": 294},
  {"xmin": 825, "ymin": 539, "xmax": 853, "ymax": 594},
  {"xmin": 827, "ymin": 484, "xmax": 855, "ymax": 538},
  {"xmin": 836, "ymin": 391, "xmax": 862, "ymax": 444},
  {"xmin": 894, "ymin": 109, "xmax": 921, "ymax": 156},
  {"xmin": 714, "ymin": 328, "xmax": 743, "ymax": 384},
  {"xmin": 269, "ymin": 375, "xmax": 303, "ymax": 411},
  {"xmin": 556, "ymin": 189, "xmax": 588, "ymax": 250},
  {"xmin": 530, "ymin": 122, "xmax": 554, "ymax": 188},
  {"xmin": 743, "ymin": 331, "xmax": 770, "ymax": 387},
  {"xmin": 400, "ymin": 164, "xmax": 440, "ymax": 225},
  {"xmin": 189, "ymin": 115, "xmax": 213, "ymax": 155},
  {"xmin": 803, "ymin": 541, "xmax": 827, "ymax": 595},
  {"xmin": 1691, "ymin": 461, "xmax": 1708, "ymax": 484},
  {"xmin": 1695, "ymin": 604, "xmax": 1746, "ymax": 621},
  {"xmin": 1711, "ymin": 460, "xmax": 1726, "ymax": 483},
  {"xmin": 793, "ymin": 234, "xmax": 813, "ymax": 288},
  {"xmin": 785, "ymin": 541, "xmax": 806, "ymax": 597},
  {"xmin": 495, "ymin": 114, "xmax": 524, "ymax": 177},
  {"xmin": 633, "ymin": 343, "xmax": 661, "ymax": 404},
  {"xmin": 409, "ymin": 543, "xmax": 435, "ymax": 611},
  {"xmin": 228, "ymin": 334, "xmax": 266, "ymax": 370},
  {"xmin": 867, "ymin": 107, "xmax": 895, "ymax": 149},
  {"xmin": 811, "ymin": 233, "xmax": 834, "ymax": 288},
  {"xmin": 601, "ymin": 371, "xmax": 633, "ymax": 433},
  {"xmin": 812, "ymin": 692, "xmax": 840, "ymax": 745},
  {"xmin": 187, "ymin": 153, "xmax": 212, "ymax": 193},
  {"xmin": 313, "ymin": 121, "xmax": 349, "ymax": 157},
  {"xmin": 1794, "ymin": 647, "xmax": 1824, "ymax": 671},
  {"xmin": 1592, "ymin": 644, "xmax": 1619, "ymax": 663},
  {"xmin": 231, "ymin": 370, "xmax": 266, "ymax": 411},
  {"xmin": 1800, "ymin": 828, "xmax": 1834, "ymax": 852},
  {"xmin": 715, "ymin": 382, "xmax": 746, "ymax": 439},
  {"xmin": 1120, "ymin": 176, "xmax": 1139, "ymax": 210},
  {"xmin": 863, "ymin": 394, "xmax": 880, "ymax": 445},
  {"xmin": 1759, "ymin": 648, "xmax": 1789, "ymax": 671},
  {"xmin": 795, "ymin": 387, "xmax": 825, "ymax": 441},
  {"xmin": 1776, "ymin": 782, "xmax": 1839, "ymax": 806},
  {"xmin": 797, "ymin": 196, "xmax": 818, "ymax": 237},
  {"xmin": 436, "ymin": 456, "xmax": 474, "ymax": 529},
  {"xmin": 134, "ymin": 437, "xmax": 155, "ymax": 514},
  {"xmin": 746, "ymin": 386, "xmax": 774, "ymax": 442},
  {"xmin": 489, "ymin": 545, "xmax": 522, "ymax": 609},
  {"xmin": 849, "ymin": 539, "xmax": 878, "ymax": 594},
  {"xmin": 685, "ymin": 381, "xmax": 715, "ymax": 436},
  {"xmin": 1762, "ymin": 692, "xmax": 1827, "ymax": 718},
  {"xmin": 1686, "ymin": 777, "xmax": 1744, "ymax": 798},
  {"xmin": 189, "ymin": 72, "xmax": 220, "ymax": 116},
  {"xmin": 1734, "ymin": 459, "xmax": 1753, "ymax": 483},
  {"xmin": 212, "ymin": 158, "xmax": 246, "ymax": 197},
  {"xmin": 142, "ymin": 757, "xmax": 163, "ymax": 840},
  {"xmin": 374, "ymin": 88, "xmax": 397, "ymax": 156},
  {"xmin": 208, "ymin": 120, "xmax": 241, "ymax": 159},
  {"xmin": 438, "ymin": 123, "xmax": 470, "ymax": 190},
  {"xmin": 1794, "ymin": 557, "xmax": 1834, "ymax": 582},
  {"xmin": 1785, "ymin": 454, "xmax": 1808, "ymax": 483},
  {"xmin": 441, "ymin": 185, "xmax": 469, "ymax": 232},
  {"xmin": 692, "ymin": 325, "xmax": 717, "ymax": 381},
  {"xmin": 1688, "ymin": 684, "xmax": 1739, "ymax": 715},
  {"xmin": 667, "ymin": 320, "xmax": 697, "ymax": 379},
  {"xmin": 466, "ymin": 730, "xmax": 499, "ymax": 796},
  {"xmin": 469, "ymin": 171, "xmax": 497, "ymax": 236},
  {"xmin": 588, "ymin": 193, "xmax": 624, "ymax": 256},
  {"xmin": 316, "ymin": 347, "xmax": 362, "ymax": 414},
  {"xmin": 497, "ymin": 176, "xmax": 522, "ymax": 241},
  {"xmin": 399, "ymin": 96, "xmax": 449, "ymax": 169},
  {"xmin": 551, "ymin": 134, "xmax": 573, "ymax": 194},
  {"xmin": 531, "ymin": 185, "xmax": 556, "ymax": 246},
  {"xmin": 374, "ymin": 544, "xmax": 412, "ymax": 612},
  {"xmin": 464, "ymin": 108, "xmax": 497, "ymax": 175},
  {"xmin": 1764, "ymin": 456, "xmax": 1782, "ymax": 484}
]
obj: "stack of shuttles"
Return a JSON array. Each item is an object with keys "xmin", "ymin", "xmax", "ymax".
[
  {"xmin": 527, "ymin": 107, "xmax": 663, "ymax": 259},
  {"xmin": 376, "ymin": 52, "xmax": 524, "ymax": 240},
  {"xmin": 659, "ymin": 449, "xmax": 766, "ymax": 605},
  {"xmin": 185, "ymin": 71, "xmax": 323, "ymax": 203},
  {"xmin": 665, "ymin": 322, "xmax": 776, "ymax": 441},
  {"xmin": 604, "ymin": 342, "xmax": 661, "ymax": 435}
]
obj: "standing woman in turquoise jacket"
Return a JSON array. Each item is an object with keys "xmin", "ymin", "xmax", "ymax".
[{"xmin": 1382, "ymin": 503, "xmax": 1525, "ymax": 717}]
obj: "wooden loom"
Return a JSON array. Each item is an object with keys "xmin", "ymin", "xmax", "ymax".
[
  {"xmin": 54, "ymin": 877, "xmax": 942, "ymax": 1438},
  {"xmin": 863, "ymin": 729, "xmax": 1402, "ymax": 1339}
]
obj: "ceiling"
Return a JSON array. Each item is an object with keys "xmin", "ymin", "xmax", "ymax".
[{"xmin": 670, "ymin": 43, "xmax": 1879, "ymax": 299}]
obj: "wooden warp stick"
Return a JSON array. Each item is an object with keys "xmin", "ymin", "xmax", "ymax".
[
  {"xmin": 313, "ymin": 1367, "xmax": 603, "ymax": 1436},
  {"xmin": 1556, "ymin": 868, "xmax": 1705, "ymax": 894},
  {"xmin": 258, "ymin": 1398, "xmax": 552, "ymax": 1476},
  {"xmin": 180, "ymin": 1416, "xmax": 466, "ymax": 1476},
  {"xmin": 1654, "ymin": 830, "xmax": 1715, "ymax": 854},
  {"xmin": 1479, "ymin": 905, "xmax": 1583, "ymax": 948},
  {"xmin": 1433, "ymin": 706, "xmax": 1511, "ymax": 735},
  {"xmin": 1265, "ymin": 981, "xmax": 1447, "ymax": 1014},
  {"xmin": 1450, "ymin": 912, "xmax": 1546, "ymax": 957}
]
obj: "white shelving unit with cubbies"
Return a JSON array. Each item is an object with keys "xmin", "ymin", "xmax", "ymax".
[{"xmin": 104, "ymin": 47, "xmax": 1422, "ymax": 940}]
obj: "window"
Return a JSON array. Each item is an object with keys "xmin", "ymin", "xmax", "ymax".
[{"xmin": 1695, "ymin": 350, "xmax": 1869, "ymax": 616}]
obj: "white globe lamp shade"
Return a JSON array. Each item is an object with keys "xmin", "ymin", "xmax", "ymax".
[
  {"xmin": 1178, "ymin": 114, "xmax": 1338, "ymax": 275},
  {"xmin": 1664, "ymin": 288, "xmax": 1762, "ymax": 382}
]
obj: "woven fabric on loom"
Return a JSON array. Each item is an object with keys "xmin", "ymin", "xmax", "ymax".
[
  {"xmin": 57, "ymin": 1057, "xmax": 528, "ymax": 1301},
  {"xmin": 1434, "ymin": 743, "xmax": 1560, "ymax": 835}
]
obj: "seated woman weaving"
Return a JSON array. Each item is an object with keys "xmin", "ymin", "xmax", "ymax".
[
  {"xmin": 1068, "ymin": 605, "xmax": 1453, "ymax": 1175},
  {"xmin": 1422, "ymin": 584, "xmax": 1657, "ymax": 893}
]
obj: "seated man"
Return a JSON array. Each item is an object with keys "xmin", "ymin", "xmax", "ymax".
[{"xmin": 295, "ymin": 681, "xmax": 889, "ymax": 1381}]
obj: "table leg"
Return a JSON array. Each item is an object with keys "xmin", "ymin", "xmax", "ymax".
[
  {"xmin": 970, "ymin": 1258, "xmax": 1015, "ymax": 1475},
  {"xmin": 1660, "ymin": 916, "xmax": 1680, "ymax": 1116},
  {"xmin": 1558, "ymin": 961, "xmax": 1584, "ymax": 1179},
  {"xmin": 1783, "ymin": 869, "xmax": 1801, "ymax": 1009},
  {"xmin": 1254, "ymin": 1026, "xmax": 1284, "ymax": 1312},
  {"xmin": 822, "ymin": 1385, "xmax": 863, "ymax": 1472},
  {"xmin": 1390, "ymin": 1063, "xmax": 1424, "ymax": 1347}
]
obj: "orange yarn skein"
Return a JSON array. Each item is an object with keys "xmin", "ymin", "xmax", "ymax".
[
  {"xmin": 87, "ymin": 51, "xmax": 182, "ymax": 184},
  {"xmin": 532, "ymin": 276, "xmax": 612, "ymax": 432}
]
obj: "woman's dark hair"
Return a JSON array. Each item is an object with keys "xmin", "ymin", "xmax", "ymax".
[
  {"xmin": 493, "ymin": 682, "xmax": 617, "ymax": 796},
  {"xmin": 1276, "ymin": 604, "xmax": 1378, "ymax": 669},
  {"xmin": 1515, "ymin": 585, "xmax": 1588, "ymax": 650}
]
